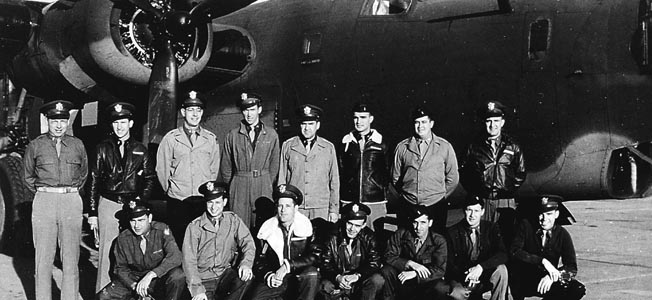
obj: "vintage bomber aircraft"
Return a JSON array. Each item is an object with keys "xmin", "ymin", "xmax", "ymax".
[{"xmin": 1, "ymin": 0, "xmax": 652, "ymax": 249}]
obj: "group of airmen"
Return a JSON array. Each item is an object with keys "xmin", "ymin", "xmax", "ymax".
[{"xmin": 22, "ymin": 92, "xmax": 587, "ymax": 300}]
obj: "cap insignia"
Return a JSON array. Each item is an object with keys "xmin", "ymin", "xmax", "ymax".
[
  {"xmin": 206, "ymin": 182, "xmax": 214, "ymax": 191},
  {"xmin": 541, "ymin": 197, "xmax": 549, "ymax": 205},
  {"xmin": 241, "ymin": 93, "xmax": 248, "ymax": 100},
  {"xmin": 189, "ymin": 91, "xmax": 197, "ymax": 99},
  {"xmin": 488, "ymin": 102, "xmax": 495, "ymax": 111},
  {"xmin": 114, "ymin": 104, "xmax": 122, "ymax": 113},
  {"xmin": 55, "ymin": 102, "xmax": 64, "ymax": 111},
  {"xmin": 352, "ymin": 204, "xmax": 359, "ymax": 213},
  {"xmin": 128, "ymin": 201, "xmax": 136, "ymax": 209},
  {"xmin": 303, "ymin": 106, "xmax": 311, "ymax": 115},
  {"xmin": 279, "ymin": 184, "xmax": 286, "ymax": 193}
]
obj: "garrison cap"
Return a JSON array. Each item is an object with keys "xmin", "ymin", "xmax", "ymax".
[
  {"xmin": 464, "ymin": 194, "xmax": 485, "ymax": 208},
  {"xmin": 238, "ymin": 92, "xmax": 262, "ymax": 109},
  {"xmin": 107, "ymin": 102, "xmax": 135, "ymax": 121},
  {"xmin": 539, "ymin": 195, "xmax": 562, "ymax": 213},
  {"xmin": 128, "ymin": 201, "xmax": 152, "ymax": 219},
  {"xmin": 341, "ymin": 203, "xmax": 371, "ymax": 221},
  {"xmin": 408, "ymin": 205, "xmax": 431, "ymax": 220},
  {"xmin": 182, "ymin": 91, "xmax": 205, "ymax": 109},
  {"xmin": 296, "ymin": 104, "xmax": 323, "ymax": 122},
  {"xmin": 411, "ymin": 106, "xmax": 433, "ymax": 120},
  {"xmin": 479, "ymin": 101, "xmax": 506, "ymax": 119},
  {"xmin": 273, "ymin": 184, "xmax": 303, "ymax": 206},
  {"xmin": 198, "ymin": 181, "xmax": 229, "ymax": 201},
  {"xmin": 352, "ymin": 102, "xmax": 372, "ymax": 114},
  {"xmin": 40, "ymin": 100, "xmax": 73, "ymax": 119}
]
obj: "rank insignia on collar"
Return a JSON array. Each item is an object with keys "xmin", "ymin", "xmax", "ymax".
[
  {"xmin": 114, "ymin": 104, "xmax": 122, "ymax": 112},
  {"xmin": 488, "ymin": 102, "xmax": 495, "ymax": 111},
  {"xmin": 55, "ymin": 102, "xmax": 64, "ymax": 111},
  {"xmin": 304, "ymin": 106, "xmax": 311, "ymax": 115}
]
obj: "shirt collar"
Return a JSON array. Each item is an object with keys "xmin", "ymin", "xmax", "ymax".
[{"xmin": 183, "ymin": 124, "xmax": 202, "ymax": 136}]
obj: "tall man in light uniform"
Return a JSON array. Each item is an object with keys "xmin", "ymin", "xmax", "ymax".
[
  {"xmin": 338, "ymin": 103, "xmax": 389, "ymax": 227},
  {"xmin": 460, "ymin": 101, "xmax": 526, "ymax": 246},
  {"xmin": 157, "ymin": 91, "xmax": 221, "ymax": 244},
  {"xmin": 279, "ymin": 104, "xmax": 340, "ymax": 222},
  {"xmin": 24, "ymin": 100, "xmax": 88, "ymax": 300},
  {"xmin": 391, "ymin": 106, "xmax": 459, "ymax": 234},
  {"xmin": 220, "ymin": 92, "xmax": 280, "ymax": 229},
  {"xmin": 88, "ymin": 102, "xmax": 156, "ymax": 294}
]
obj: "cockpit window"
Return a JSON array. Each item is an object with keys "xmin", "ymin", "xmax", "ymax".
[{"xmin": 361, "ymin": 0, "xmax": 412, "ymax": 16}]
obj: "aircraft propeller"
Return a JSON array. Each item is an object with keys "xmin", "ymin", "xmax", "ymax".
[{"xmin": 121, "ymin": 0, "xmax": 252, "ymax": 144}]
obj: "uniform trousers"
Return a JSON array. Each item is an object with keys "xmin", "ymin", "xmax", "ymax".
[
  {"xmin": 98, "ymin": 266, "xmax": 185, "ymax": 300},
  {"xmin": 32, "ymin": 191, "xmax": 83, "ymax": 300},
  {"xmin": 481, "ymin": 198, "xmax": 516, "ymax": 248},
  {"xmin": 380, "ymin": 265, "xmax": 447, "ymax": 300},
  {"xmin": 249, "ymin": 266, "xmax": 320, "ymax": 300},
  {"xmin": 167, "ymin": 196, "xmax": 205, "ymax": 246},
  {"xmin": 447, "ymin": 264, "xmax": 509, "ymax": 300},
  {"xmin": 201, "ymin": 268, "xmax": 251, "ymax": 300},
  {"xmin": 96, "ymin": 197, "xmax": 123, "ymax": 293}
]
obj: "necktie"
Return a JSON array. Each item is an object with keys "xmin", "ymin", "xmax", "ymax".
[
  {"xmin": 418, "ymin": 140, "xmax": 428, "ymax": 157},
  {"xmin": 346, "ymin": 239, "xmax": 353, "ymax": 258},
  {"xmin": 190, "ymin": 131, "xmax": 197, "ymax": 146},
  {"xmin": 249, "ymin": 127, "xmax": 256, "ymax": 143},
  {"xmin": 470, "ymin": 228, "xmax": 479, "ymax": 260},
  {"xmin": 55, "ymin": 138, "xmax": 61, "ymax": 158},
  {"xmin": 542, "ymin": 230, "xmax": 550, "ymax": 248},
  {"xmin": 490, "ymin": 139, "xmax": 497, "ymax": 156},
  {"xmin": 140, "ymin": 236, "xmax": 146, "ymax": 255},
  {"xmin": 117, "ymin": 140, "xmax": 124, "ymax": 157},
  {"xmin": 304, "ymin": 140, "xmax": 311, "ymax": 153},
  {"xmin": 415, "ymin": 239, "xmax": 423, "ymax": 252}
]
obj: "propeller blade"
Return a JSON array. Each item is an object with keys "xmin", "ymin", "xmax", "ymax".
[
  {"xmin": 127, "ymin": 0, "xmax": 163, "ymax": 19},
  {"xmin": 147, "ymin": 38, "xmax": 178, "ymax": 144}
]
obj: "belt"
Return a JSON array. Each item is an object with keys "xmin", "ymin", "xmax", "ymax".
[
  {"xmin": 234, "ymin": 169, "xmax": 269, "ymax": 178},
  {"xmin": 37, "ymin": 186, "xmax": 79, "ymax": 193}
]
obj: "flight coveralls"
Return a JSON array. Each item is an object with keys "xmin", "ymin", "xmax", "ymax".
[
  {"xmin": 90, "ymin": 136, "xmax": 155, "ymax": 292},
  {"xmin": 24, "ymin": 133, "xmax": 88, "ymax": 300},
  {"xmin": 220, "ymin": 121, "xmax": 280, "ymax": 229}
]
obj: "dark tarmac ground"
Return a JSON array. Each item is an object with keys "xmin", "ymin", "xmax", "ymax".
[{"xmin": 1, "ymin": 197, "xmax": 651, "ymax": 300}]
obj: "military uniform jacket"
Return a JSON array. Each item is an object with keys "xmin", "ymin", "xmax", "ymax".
[
  {"xmin": 24, "ymin": 134, "xmax": 88, "ymax": 193},
  {"xmin": 156, "ymin": 126, "xmax": 220, "ymax": 200},
  {"xmin": 182, "ymin": 211, "xmax": 256, "ymax": 296},
  {"xmin": 445, "ymin": 220, "xmax": 507, "ymax": 282},
  {"xmin": 391, "ymin": 134, "xmax": 459, "ymax": 206},
  {"xmin": 89, "ymin": 136, "xmax": 155, "ymax": 216},
  {"xmin": 510, "ymin": 218, "xmax": 578, "ymax": 277},
  {"xmin": 460, "ymin": 133, "xmax": 526, "ymax": 199},
  {"xmin": 220, "ymin": 122, "xmax": 279, "ymax": 223},
  {"xmin": 321, "ymin": 226, "xmax": 381, "ymax": 282},
  {"xmin": 113, "ymin": 221, "xmax": 182, "ymax": 288},
  {"xmin": 384, "ymin": 228, "xmax": 447, "ymax": 283},
  {"xmin": 254, "ymin": 212, "xmax": 320, "ymax": 278},
  {"xmin": 279, "ymin": 136, "xmax": 340, "ymax": 212},
  {"xmin": 338, "ymin": 130, "xmax": 389, "ymax": 203}
]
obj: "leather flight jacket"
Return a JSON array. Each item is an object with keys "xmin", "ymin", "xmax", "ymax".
[
  {"xmin": 89, "ymin": 137, "xmax": 155, "ymax": 216},
  {"xmin": 460, "ymin": 133, "xmax": 526, "ymax": 199},
  {"xmin": 320, "ymin": 225, "xmax": 381, "ymax": 282},
  {"xmin": 338, "ymin": 130, "xmax": 389, "ymax": 203}
]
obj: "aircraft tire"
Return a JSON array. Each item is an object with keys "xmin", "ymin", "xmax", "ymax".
[{"xmin": 0, "ymin": 155, "xmax": 34, "ymax": 255}]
